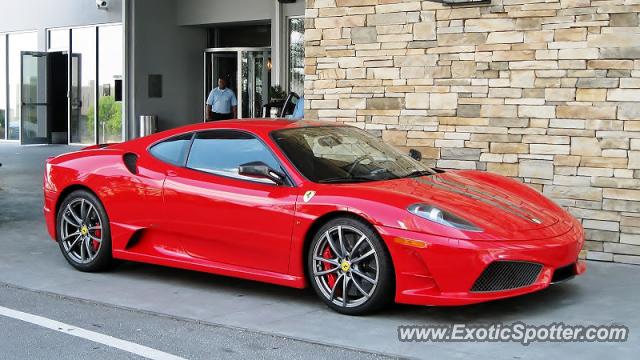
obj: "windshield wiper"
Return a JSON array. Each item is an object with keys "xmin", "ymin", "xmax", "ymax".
[
  {"xmin": 404, "ymin": 170, "xmax": 435, "ymax": 178},
  {"xmin": 317, "ymin": 176, "xmax": 376, "ymax": 183}
]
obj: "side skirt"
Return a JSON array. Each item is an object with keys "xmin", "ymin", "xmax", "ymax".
[{"xmin": 112, "ymin": 250, "xmax": 307, "ymax": 289}]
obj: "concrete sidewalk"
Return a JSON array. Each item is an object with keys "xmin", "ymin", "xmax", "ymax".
[{"xmin": 0, "ymin": 143, "xmax": 638, "ymax": 359}]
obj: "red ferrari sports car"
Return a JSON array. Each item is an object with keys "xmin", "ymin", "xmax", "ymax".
[{"xmin": 43, "ymin": 119, "xmax": 585, "ymax": 314}]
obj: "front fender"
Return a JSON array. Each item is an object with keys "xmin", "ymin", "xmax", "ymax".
[{"xmin": 287, "ymin": 185, "xmax": 410, "ymax": 283}]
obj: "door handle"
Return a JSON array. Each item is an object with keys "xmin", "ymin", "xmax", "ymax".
[{"xmin": 166, "ymin": 170, "xmax": 178, "ymax": 177}]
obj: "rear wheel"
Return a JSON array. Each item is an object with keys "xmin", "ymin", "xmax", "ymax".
[
  {"xmin": 56, "ymin": 190, "xmax": 112, "ymax": 272},
  {"xmin": 307, "ymin": 217, "xmax": 394, "ymax": 315}
]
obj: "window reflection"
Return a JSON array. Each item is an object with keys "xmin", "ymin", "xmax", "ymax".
[
  {"xmin": 70, "ymin": 27, "xmax": 96, "ymax": 144},
  {"xmin": 98, "ymin": 24, "xmax": 123, "ymax": 143},
  {"xmin": 288, "ymin": 18, "xmax": 304, "ymax": 96},
  {"xmin": 187, "ymin": 130, "xmax": 281, "ymax": 183},
  {"xmin": 149, "ymin": 133, "xmax": 192, "ymax": 166},
  {"xmin": 8, "ymin": 32, "xmax": 38, "ymax": 140}
]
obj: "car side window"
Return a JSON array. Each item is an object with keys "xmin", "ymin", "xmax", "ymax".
[
  {"xmin": 149, "ymin": 133, "xmax": 193, "ymax": 166},
  {"xmin": 186, "ymin": 130, "xmax": 282, "ymax": 184}
]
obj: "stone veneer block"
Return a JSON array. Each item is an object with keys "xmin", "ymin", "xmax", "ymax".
[{"xmin": 305, "ymin": 0, "xmax": 640, "ymax": 265}]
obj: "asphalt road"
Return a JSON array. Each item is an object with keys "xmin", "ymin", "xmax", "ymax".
[
  {"xmin": 0, "ymin": 143, "xmax": 638, "ymax": 360},
  {"xmin": 0, "ymin": 284, "xmax": 395, "ymax": 360}
]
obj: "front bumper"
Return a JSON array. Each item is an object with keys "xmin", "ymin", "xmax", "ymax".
[
  {"xmin": 43, "ymin": 189, "xmax": 58, "ymax": 241},
  {"xmin": 377, "ymin": 223, "xmax": 586, "ymax": 306}
]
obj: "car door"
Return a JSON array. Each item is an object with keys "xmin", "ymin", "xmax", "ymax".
[
  {"xmin": 161, "ymin": 130, "xmax": 297, "ymax": 274},
  {"xmin": 122, "ymin": 132, "xmax": 194, "ymax": 256}
]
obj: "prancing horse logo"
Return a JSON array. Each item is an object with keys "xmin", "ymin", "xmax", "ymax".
[{"xmin": 303, "ymin": 191, "xmax": 316, "ymax": 203}]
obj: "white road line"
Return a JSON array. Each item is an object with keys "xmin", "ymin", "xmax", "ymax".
[{"xmin": 0, "ymin": 305, "xmax": 186, "ymax": 360}]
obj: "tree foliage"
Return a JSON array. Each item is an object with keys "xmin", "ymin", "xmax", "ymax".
[{"xmin": 87, "ymin": 96, "xmax": 122, "ymax": 142}]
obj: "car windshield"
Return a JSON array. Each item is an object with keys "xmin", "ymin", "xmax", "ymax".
[{"xmin": 272, "ymin": 126, "xmax": 436, "ymax": 183}]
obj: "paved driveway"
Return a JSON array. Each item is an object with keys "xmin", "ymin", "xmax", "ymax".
[{"xmin": 0, "ymin": 143, "xmax": 638, "ymax": 359}]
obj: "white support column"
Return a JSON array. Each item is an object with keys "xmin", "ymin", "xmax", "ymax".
[{"xmin": 272, "ymin": 0, "xmax": 282, "ymax": 87}]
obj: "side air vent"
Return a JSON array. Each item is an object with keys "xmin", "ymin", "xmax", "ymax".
[
  {"xmin": 471, "ymin": 261, "xmax": 542, "ymax": 292},
  {"xmin": 125, "ymin": 228, "xmax": 145, "ymax": 249},
  {"xmin": 123, "ymin": 153, "xmax": 139, "ymax": 175}
]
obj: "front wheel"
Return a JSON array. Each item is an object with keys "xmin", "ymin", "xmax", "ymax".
[
  {"xmin": 56, "ymin": 189, "xmax": 113, "ymax": 272},
  {"xmin": 307, "ymin": 217, "xmax": 394, "ymax": 315}
]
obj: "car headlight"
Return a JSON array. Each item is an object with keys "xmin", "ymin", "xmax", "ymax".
[{"xmin": 407, "ymin": 204, "xmax": 482, "ymax": 232}]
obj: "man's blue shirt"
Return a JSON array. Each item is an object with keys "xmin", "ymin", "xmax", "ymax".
[{"xmin": 206, "ymin": 87, "xmax": 237, "ymax": 114}]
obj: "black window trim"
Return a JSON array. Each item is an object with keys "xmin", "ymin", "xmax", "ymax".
[{"xmin": 148, "ymin": 128, "xmax": 295, "ymax": 187}]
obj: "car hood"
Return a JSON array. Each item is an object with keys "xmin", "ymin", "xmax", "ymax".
[{"xmin": 336, "ymin": 170, "xmax": 574, "ymax": 241}]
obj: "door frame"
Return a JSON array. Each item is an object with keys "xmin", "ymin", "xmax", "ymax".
[
  {"xmin": 20, "ymin": 51, "xmax": 53, "ymax": 145},
  {"xmin": 203, "ymin": 47, "xmax": 271, "ymax": 122},
  {"xmin": 47, "ymin": 23, "xmax": 124, "ymax": 146}
]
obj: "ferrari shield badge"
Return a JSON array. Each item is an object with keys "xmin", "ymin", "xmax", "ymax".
[{"xmin": 303, "ymin": 190, "xmax": 316, "ymax": 203}]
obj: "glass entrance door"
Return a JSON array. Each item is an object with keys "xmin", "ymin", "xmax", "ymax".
[
  {"xmin": 20, "ymin": 51, "xmax": 68, "ymax": 145},
  {"xmin": 20, "ymin": 51, "xmax": 50, "ymax": 145},
  {"xmin": 241, "ymin": 50, "xmax": 270, "ymax": 118},
  {"xmin": 204, "ymin": 47, "xmax": 271, "ymax": 121}
]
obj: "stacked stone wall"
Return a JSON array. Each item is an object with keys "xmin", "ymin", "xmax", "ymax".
[{"xmin": 304, "ymin": 0, "xmax": 640, "ymax": 264}]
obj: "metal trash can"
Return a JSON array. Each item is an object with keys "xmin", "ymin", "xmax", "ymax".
[{"xmin": 139, "ymin": 115, "xmax": 157, "ymax": 137}]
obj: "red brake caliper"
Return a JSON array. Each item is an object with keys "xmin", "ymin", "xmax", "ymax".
[
  {"xmin": 322, "ymin": 246, "xmax": 337, "ymax": 289},
  {"xmin": 91, "ymin": 226, "xmax": 101, "ymax": 251}
]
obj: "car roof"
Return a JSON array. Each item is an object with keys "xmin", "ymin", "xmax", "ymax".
[
  {"xmin": 129, "ymin": 119, "xmax": 347, "ymax": 149},
  {"xmin": 181, "ymin": 119, "xmax": 342, "ymax": 133}
]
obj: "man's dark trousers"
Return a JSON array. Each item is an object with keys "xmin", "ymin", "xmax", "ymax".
[{"xmin": 211, "ymin": 112, "xmax": 233, "ymax": 121}]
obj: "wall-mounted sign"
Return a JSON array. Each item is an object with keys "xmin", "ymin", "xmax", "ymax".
[{"xmin": 148, "ymin": 74, "xmax": 163, "ymax": 99}]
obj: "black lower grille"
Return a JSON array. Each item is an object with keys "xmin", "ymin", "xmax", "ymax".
[
  {"xmin": 551, "ymin": 263, "xmax": 576, "ymax": 283},
  {"xmin": 471, "ymin": 261, "xmax": 543, "ymax": 292}
]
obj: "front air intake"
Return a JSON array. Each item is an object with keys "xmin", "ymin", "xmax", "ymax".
[
  {"xmin": 551, "ymin": 263, "xmax": 577, "ymax": 284},
  {"xmin": 471, "ymin": 261, "xmax": 542, "ymax": 292}
]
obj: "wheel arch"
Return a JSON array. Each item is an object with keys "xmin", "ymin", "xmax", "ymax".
[
  {"xmin": 54, "ymin": 184, "xmax": 101, "ymax": 222},
  {"xmin": 301, "ymin": 210, "xmax": 396, "ymax": 286}
]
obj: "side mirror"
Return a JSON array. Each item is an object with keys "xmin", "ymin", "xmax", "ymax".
[
  {"xmin": 238, "ymin": 161, "xmax": 286, "ymax": 185},
  {"xmin": 409, "ymin": 149, "xmax": 422, "ymax": 161}
]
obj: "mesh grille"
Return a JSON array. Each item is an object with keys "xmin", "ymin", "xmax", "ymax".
[{"xmin": 471, "ymin": 261, "xmax": 542, "ymax": 292}]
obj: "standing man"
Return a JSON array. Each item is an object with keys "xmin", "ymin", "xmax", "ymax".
[{"xmin": 205, "ymin": 77, "xmax": 237, "ymax": 121}]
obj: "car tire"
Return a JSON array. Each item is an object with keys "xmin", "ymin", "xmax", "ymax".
[
  {"xmin": 307, "ymin": 216, "xmax": 394, "ymax": 315},
  {"xmin": 56, "ymin": 189, "xmax": 113, "ymax": 272}
]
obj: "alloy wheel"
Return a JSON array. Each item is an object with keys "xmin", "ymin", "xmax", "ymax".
[
  {"xmin": 60, "ymin": 198, "xmax": 104, "ymax": 264},
  {"xmin": 311, "ymin": 225, "xmax": 380, "ymax": 308}
]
